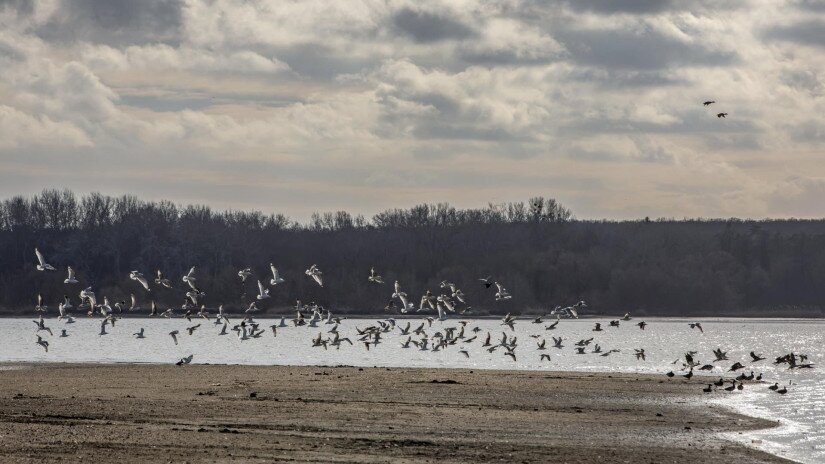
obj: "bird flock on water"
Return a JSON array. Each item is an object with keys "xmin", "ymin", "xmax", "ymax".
[{"xmin": 29, "ymin": 247, "xmax": 810, "ymax": 390}]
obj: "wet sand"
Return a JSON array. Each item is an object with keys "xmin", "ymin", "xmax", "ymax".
[{"xmin": 0, "ymin": 364, "xmax": 789, "ymax": 463}]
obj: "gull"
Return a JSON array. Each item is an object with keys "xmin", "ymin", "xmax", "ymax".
[
  {"xmin": 703, "ymin": 101, "xmax": 715, "ymax": 106},
  {"xmin": 99, "ymin": 297, "xmax": 113, "ymax": 316},
  {"xmin": 609, "ymin": 320, "xmax": 620, "ymax": 327},
  {"xmin": 33, "ymin": 315, "xmax": 52, "ymax": 335},
  {"xmin": 593, "ymin": 323, "xmax": 602, "ymax": 332},
  {"xmin": 278, "ymin": 315, "xmax": 288, "ymax": 327},
  {"xmin": 35, "ymin": 248, "xmax": 56, "ymax": 271},
  {"xmin": 717, "ymin": 112, "xmax": 728, "ymax": 118},
  {"xmin": 186, "ymin": 324, "xmax": 201, "ymax": 335},
  {"xmin": 459, "ymin": 349, "xmax": 469, "ymax": 358},
  {"xmin": 256, "ymin": 280, "xmax": 270, "ymax": 300},
  {"xmin": 218, "ymin": 323, "xmax": 228, "ymax": 335},
  {"xmin": 176, "ymin": 354, "xmax": 193, "ymax": 366},
  {"xmin": 269, "ymin": 264, "xmax": 285, "ymax": 285},
  {"xmin": 129, "ymin": 271, "xmax": 151, "ymax": 291},
  {"xmin": 504, "ymin": 351, "xmax": 516, "ymax": 361},
  {"xmin": 750, "ymin": 351, "xmax": 766, "ymax": 362},
  {"xmin": 98, "ymin": 319, "xmax": 108, "ymax": 336},
  {"xmin": 712, "ymin": 348, "xmax": 729, "ymax": 362},
  {"xmin": 501, "ymin": 313, "xmax": 516, "ymax": 331},
  {"xmin": 600, "ymin": 349, "xmax": 620, "ymax": 357},
  {"xmin": 269, "ymin": 325, "xmax": 278, "ymax": 337},
  {"xmin": 155, "ymin": 270, "xmax": 172, "ymax": 288},
  {"xmin": 246, "ymin": 301, "xmax": 259, "ymax": 313},
  {"xmin": 540, "ymin": 354, "xmax": 551, "ymax": 361},
  {"xmin": 149, "ymin": 301, "xmax": 158, "ymax": 317},
  {"xmin": 169, "ymin": 330, "xmax": 179, "ymax": 345},
  {"xmin": 545, "ymin": 318, "xmax": 560, "ymax": 330},
  {"xmin": 537, "ymin": 338, "xmax": 546, "ymax": 350},
  {"xmin": 729, "ymin": 362, "xmax": 745, "ymax": 372},
  {"xmin": 622, "ymin": 313, "xmax": 632, "ymax": 321},
  {"xmin": 160, "ymin": 308, "xmax": 174, "ymax": 318},
  {"xmin": 35, "ymin": 294, "xmax": 47, "ymax": 313},
  {"xmin": 419, "ymin": 291, "xmax": 436, "ymax": 312},
  {"xmin": 133, "ymin": 328, "xmax": 145, "ymax": 339},
  {"xmin": 238, "ymin": 268, "xmax": 252, "ymax": 282},
  {"xmin": 368, "ymin": 267, "xmax": 384, "ymax": 284},
  {"xmin": 636, "ymin": 321, "xmax": 647, "ymax": 330},
  {"xmin": 479, "ymin": 276, "xmax": 494, "ymax": 288},
  {"xmin": 634, "ymin": 349, "xmax": 646, "ymax": 361},
  {"xmin": 64, "ymin": 266, "xmax": 78, "ymax": 284},
  {"xmin": 305, "ymin": 264, "xmax": 323, "ymax": 287},
  {"xmin": 59, "ymin": 329, "xmax": 68, "ymax": 338},
  {"xmin": 494, "ymin": 282, "xmax": 512, "ymax": 301},
  {"xmin": 182, "ymin": 267, "xmax": 197, "ymax": 286},
  {"xmin": 552, "ymin": 336, "xmax": 564, "ymax": 349},
  {"xmin": 703, "ymin": 384, "xmax": 713, "ymax": 393},
  {"xmin": 58, "ymin": 300, "xmax": 74, "ymax": 323},
  {"xmin": 197, "ymin": 305, "xmax": 210, "ymax": 320},
  {"xmin": 575, "ymin": 347, "xmax": 586, "ymax": 354},
  {"xmin": 36, "ymin": 335, "xmax": 49, "ymax": 352},
  {"xmin": 689, "ymin": 323, "xmax": 703, "ymax": 333}
]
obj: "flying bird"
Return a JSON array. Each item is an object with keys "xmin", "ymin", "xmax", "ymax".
[
  {"xmin": 703, "ymin": 101, "xmax": 715, "ymax": 106},
  {"xmin": 270, "ymin": 264, "xmax": 285, "ymax": 285},
  {"xmin": 35, "ymin": 248, "xmax": 56, "ymax": 271},
  {"xmin": 64, "ymin": 266, "xmax": 78, "ymax": 284},
  {"xmin": 305, "ymin": 264, "xmax": 323, "ymax": 287},
  {"xmin": 717, "ymin": 112, "xmax": 728, "ymax": 118}
]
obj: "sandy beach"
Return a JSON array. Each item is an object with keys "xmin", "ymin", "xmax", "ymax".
[{"xmin": 0, "ymin": 364, "xmax": 788, "ymax": 463}]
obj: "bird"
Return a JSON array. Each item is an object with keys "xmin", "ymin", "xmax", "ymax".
[
  {"xmin": 129, "ymin": 271, "xmax": 151, "ymax": 291},
  {"xmin": 133, "ymin": 328, "xmax": 145, "ymax": 339},
  {"xmin": 637, "ymin": 321, "xmax": 647, "ymax": 330},
  {"xmin": 34, "ymin": 294, "xmax": 47, "ymax": 313},
  {"xmin": 593, "ymin": 322, "xmax": 602, "ymax": 332},
  {"xmin": 269, "ymin": 264, "xmax": 285, "ymax": 285},
  {"xmin": 256, "ymin": 280, "xmax": 270, "ymax": 300},
  {"xmin": 186, "ymin": 324, "xmax": 201, "ymax": 335},
  {"xmin": 729, "ymin": 362, "xmax": 745, "ymax": 372},
  {"xmin": 368, "ymin": 267, "xmax": 384, "ymax": 284},
  {"xmin": 703, "ymin": 384, "xmax": 713, "ymax": 393},
  {"xmin": 634, "ymin": 349, "xmax": 646, "ymax": 360},
  {"xmin": 34, "ymin": 248, "xmax": 56, "ymax": 271},
  {"xmin": 750, "ymin": 351, "xmax": 766, "ymax": 362},
  {"xmin": 777, "ymin": 385, "xmax": 788, "ymax": 395},
  {"xmin": 59, "ymin": 329, "xmax": 68, "ymax": 338},
  {"xmin": 703, "ymin": 101, "xmax": 715, "ymax": 106},
  {"xmin": 305, "ymin": 264, "xmax": 323, "ymax": 287},
  {"xmin": 494, "ymin": 282, "xmax": 512, "ymax": 301},
  {"xmin": 169, "ymin": 330, "xmax": 179, "ymax": 345},
  {"xmin": 64, "ymin": 266, "xmax": 78, "ymax": 284},
  {"xmin": 238, "ymin": 268, "xmax": 252, "ymax": 282},
  {"xmin": 768, "ymin": 383, "xmax": 779, "ymax": 391},
  {"xmin": 479, "ymin": 276, "xmax": 493, "ymax": 288},
  {"xmin": 155, "ymin": 270, "xmax": 172, "ymax": 288},
  {"xmin": 182, "ymin": 267, "xmax": 197, "ymax": 285},
  {"xmin": 35, "ymin": 335, "xmax": 49, "ymax": 352},
  {"xmin": 666, "ymin": 371, "xmax": 675, "ymax": 378},
  {"xmin": 176, "ymin": 354, "xmax": 193, "ymax": 366},
  {"xmin": 689, "ymin": 323, "xmax": 703, "ymax": 333},
  {"xmin": 540, "ymin": 354, "xmax": 551, "ymax": 362},
  {"xmin": 717, "ymin": 112, "xmax": 728, "ymax": 118}
]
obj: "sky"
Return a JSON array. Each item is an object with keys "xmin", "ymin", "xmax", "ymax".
[{"xmin": 0, "ymin": 0, "xmax": 823, "ymax": 221}]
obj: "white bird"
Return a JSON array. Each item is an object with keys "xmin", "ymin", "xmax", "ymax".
[
  {"xmin": 64, "ymin": 266, "xmax": 78, "ymax": 284},
  {"xmin": 155, "ymin": 270, "xmax": 172, "ymax": 288},
  {"xmin": 494, "ymin": 282, "xmax": 512, "ymax": 301},
  {"xmin": 256, "ymin": 280, "xmax": 270, "ymax": 300},
  {"xmin": 34, "ymin": 294, "xmax": 47, "ymax": 313},
  {"xmin": 129, "ymin": 293, "xmax": 140, "ymax": 311},
  {"xmin": 182, "ymin": 267, "xmax": 196, "ymax": 285},
  {"xmin": 368, "ymin": 267, "xmax": 384, "ymax": 284},
  {"xmin": 35, "ymin": 248, "xmax": 56, "ymax": 271},
  {"xmin": 270, "ymin": 264, "xmax": 285, "ymax": 285},
  {"xmin": 305, "ymin": 264, "xmax": 323, "ymax": 287},
  {"xmin": 246, "ymin": 301, "xmax": 259, "ymax": 313},
  {"xmin": 238, "ymin": 268, "xmax": 252, "ymax": 282},
  {"xmin": 129, "ymin": 271, "xmax": 151, "ymax": 291}
]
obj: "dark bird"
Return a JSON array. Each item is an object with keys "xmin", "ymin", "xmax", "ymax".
[
  {"xmin": 666, "ymin": 371, "xmax": 675, "ymax": 378},
  {"xmin": 703, "ymin": 101, "xmax": 715, "ymax": 106},
  {"xmin": 683, "ymin": 370, "xmax": 693, "ymax": 380},
  {"xmin": 637, "ymin": 321, "xmax": 647, "ymax": 330},
  {"xmin": 729, "ymin": 362, "xmax": 745, "ymax": 372},
  {"xmin": 593, "ymin": 322, "xmax": 602, "ymax": 332},
  {"xmin": 768, "ymin": 383, "xmax": 779, "ymax": 391},
  {"xmin": 717, "ymin": 112, "xmax": 728, "ymax": 118},
  {"xmin": 703, "ymin": 384, "xmax": 713, "ymax": 393},
  {"xmin": 750, "ymin": 351, "xmax": 766, "ymax": 362}
]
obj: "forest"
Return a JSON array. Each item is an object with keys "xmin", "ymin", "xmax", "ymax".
[{"xmin": 2, "ymin": 189, "xmax": 825, "ymax": 317}]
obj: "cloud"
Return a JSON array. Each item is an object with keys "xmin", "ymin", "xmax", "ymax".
[
  {"xmin": 763, "ymin": 20, "xmax": 825, "ymax": 48},
  {"xmin": 391, "ymin": 7, "xmax": 476, "ymax": 43}
]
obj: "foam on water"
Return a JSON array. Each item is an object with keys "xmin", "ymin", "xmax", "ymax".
[{"xmin": 2, "ymin": 316, "xmax": 822, "ymax": 462}]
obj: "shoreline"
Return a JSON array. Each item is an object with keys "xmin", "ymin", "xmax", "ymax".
[{"xmin": 0, "ymin": 363, "xmax": 793, "ymax": 463}]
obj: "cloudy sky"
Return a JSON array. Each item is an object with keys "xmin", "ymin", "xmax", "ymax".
[{"xmin": 0, "ymin": 0, "xmax": 823, "ymax": 220}]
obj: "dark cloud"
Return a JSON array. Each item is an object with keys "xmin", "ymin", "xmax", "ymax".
[
  {"xmin": 0, "ymin": 0, "xmax": 34, "ymax": 16},
  {"xmin": 556, "ymin": 27, "xmax": 738, "ymax": 70},
  {"xmin": 792, "ymin": 0, "xmax": 825, "ymax": 12},
  {"xmin": 35, "ymin": 0, "xmax": 182, "ymax": 46},
  {"xmin": 392, "ymin": 8, "xmax": 476, "ymax": 43},
  {"xmin": 763, "ymin": 20, "xmax": 825, "ymax": 48}
]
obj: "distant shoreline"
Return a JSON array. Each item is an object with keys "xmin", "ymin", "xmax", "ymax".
[{"xmin": 0, "ymin": 364, "xmax": 791, "ymax": 463}]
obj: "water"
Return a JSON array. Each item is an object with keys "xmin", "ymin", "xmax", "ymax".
[{"xmin": 3, "ymin": 316, "xmax": 822, "ymax": 463}]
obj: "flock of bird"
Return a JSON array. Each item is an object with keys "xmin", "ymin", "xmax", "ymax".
[
  {"xmin": 703, "ymin": 99, "xmax": 728, "ymax": 118},
  {"xmin": 29, "ymin": 247, "xmax": 812, "ymax": 391}
]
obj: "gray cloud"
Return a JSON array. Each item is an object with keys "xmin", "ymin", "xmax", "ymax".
[
  {"xmin": 763, "ymin": 20, "xmax": 825, "ymax": 48},
  {"xmin": 392, "ymin": 8, "xmax": 476, "ymax": 43},
  {"xmin": 34, "ymin": 0, "xmax": 182, "ymax": 46}
]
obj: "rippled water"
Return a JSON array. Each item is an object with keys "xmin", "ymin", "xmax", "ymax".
[{"xmin": 2, "ymin": 316, "xmax": 822, "ymax": 463}]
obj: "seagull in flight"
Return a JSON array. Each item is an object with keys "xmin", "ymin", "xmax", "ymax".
[
  {"xmin": 270, "ymin": 264, "xmax": 285, "ymax": 285},
  {"xmin": 238, "ymin": 268, "xmax": 252, "ymax": 282},
  {"xmin": 169, "ymin": 330, "xmax": 179, "ymax": 345},
  {"xmin": 478, "ymin": 276, "xmax": 494, "ymax": 288},
  {"xmin": 368, "ymin": 267, "xmax": 384, "ymax": 284},
  {"xmin": 35, "ymin": 248, "xmax": 56, "ymax": 271},
  {"xmin": 155, "ymin": 270, "xmax": 172, "ymax": 288},
  {"xmin": 64, "ymin": 266, "xmax": 78, "ymax": 284},
  {"xmin": 129, "ymin": 271, "xmax": 151, "ymax": 291},
  {"xmin": 34, "ymin": 294, "xmax": 47, "ymax": 313},
  {"xmin": 494, "ymin": 282, "xmax": 512, "ymax": 301},
  {"xmin": 256, "ymin": 280, "xmax": 270, "ymax": 300},
  {"xmin": 305, "ymin": 264, "xmax": 323, "ymax": 287},
  {"xmin": 703, "ymin": 101, "xmax": 715, "ymax": 106},
  {"xmin": 717, "ymin": 112, "xmax": 728, "ymax": 118},
  {"xmin": 182, "ymin": 267, "xmax": 197, "ymax": 286},
  {"xmin": 35, "ymin": 335, "xmax": 49, "ymax": 352}
]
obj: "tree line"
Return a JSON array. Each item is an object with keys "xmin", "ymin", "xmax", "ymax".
[{"xmin": 1, "ymin": 189, "xmax": 824, "ymax": 317}]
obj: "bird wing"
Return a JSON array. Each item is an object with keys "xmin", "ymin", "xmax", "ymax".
[
  {"xmin": 35, "ymin": 248, "xmax": 46, "ymax": 266},
  {"xmin": 67, "ymin": 266, "xmax": 75, "ymax": 279},
  {"xmin": 312, "ymin": 274, "xmax": 323, "ymax": 286}
]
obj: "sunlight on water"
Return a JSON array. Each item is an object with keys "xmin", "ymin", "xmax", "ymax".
[{"xmin": 2, "ymin": 316, "xmax": 822, "ymax": 463}]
